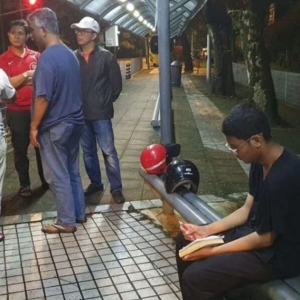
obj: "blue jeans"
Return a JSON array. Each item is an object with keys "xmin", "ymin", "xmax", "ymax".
[
  {"xmin": 39, "ymin": 122, "xmax": 85, "ymax": 227},
  {"xmin": 81, "ymin": 119, "xmax": 122, "ymax": 192}
]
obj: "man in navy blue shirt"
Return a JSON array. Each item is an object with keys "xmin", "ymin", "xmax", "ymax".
[{"xmin": 27, "ymin": 8, "xmax": 86, "ymax": 233}]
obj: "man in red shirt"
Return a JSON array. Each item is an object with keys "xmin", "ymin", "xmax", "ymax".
[{"xmin": 0, "ymin": 20, "xmax": 47, "ymax": 197}]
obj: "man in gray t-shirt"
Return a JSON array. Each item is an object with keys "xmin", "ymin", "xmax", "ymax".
[{"xmin": 0, "ymin": 68, "xmax": 16, "ymax": 242}]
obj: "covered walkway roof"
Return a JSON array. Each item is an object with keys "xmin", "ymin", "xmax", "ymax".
[{"xmin": 62, "ymin": 0, "xmax": 206, "ymax": 38}]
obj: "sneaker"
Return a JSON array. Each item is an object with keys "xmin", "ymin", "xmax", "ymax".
[
  {"xmin": 0, "ymin": 233, "xmax": 4, "ymax": 242},
  {"xmin": 111, "ymin": 190, "xmax": 125, "ymax": 204},
  {"xmin": 84, "ymin": 183, "xmax": 103, "ymax": 197}
]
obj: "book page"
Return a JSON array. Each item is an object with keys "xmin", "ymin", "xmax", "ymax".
[{"xmin": 180, "ymin": 235, "xmax": 224, "ymax": 252}]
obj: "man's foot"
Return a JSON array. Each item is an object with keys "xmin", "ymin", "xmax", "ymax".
[
  {"xmin": 19, "ymin": 186, "xmax": 32, "ymax": 198},
  {"xmin": 84, "ymin": 183, "xmax": 103, "ymax": 197},
  {"xmin": 76, "ymin": 217, "xmax": 87, "ymax": 224},
  {"xmin": 111, "ymin": 190, "xmax": 125, "ymax": 204},
  {"xmin": 42, "ymin": 222, "xmax": 77, "ymax": 234},
  {"xmin": 0, "ymin": 233, "xmax": 4, "ymax": 242},
  {"xmin": 41, "ymin": 182, "xmax": 49, "ymax": 190}
]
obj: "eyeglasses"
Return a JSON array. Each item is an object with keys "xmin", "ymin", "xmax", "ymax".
[
  {"xmin": 225, "ymin": 133, "xmax": 263, "ymax": 156},
  {"xmin": 75, "ymin": 29, "xmax": 94, "ymax": 35}
]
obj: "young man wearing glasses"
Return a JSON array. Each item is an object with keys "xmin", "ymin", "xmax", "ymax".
[
  {"xmin": 176, "ymin": 103, "xmax": 300, "ymax": 300},
  {"xmin": 0, "ymin": 20, "xmax": 47, "ymax": 198},
  {"xmin": 71, "ymin": 17, "xmax": 125, "ymax": 204}
]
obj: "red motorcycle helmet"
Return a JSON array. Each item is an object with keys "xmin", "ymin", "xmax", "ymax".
[{"xmin": 140, "ymin": 144, "xmax": 167, "ymax": 175}]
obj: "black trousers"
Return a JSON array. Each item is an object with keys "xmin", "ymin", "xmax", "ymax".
[
  {"xmin": 176, "ymin": 232, "xmax": 280, "ymax": 300},
  {"xmin": 7, "ymin": 110, "xmax": 45, "ymax": 187}
]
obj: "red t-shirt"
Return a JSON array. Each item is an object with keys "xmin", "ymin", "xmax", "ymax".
[
  {"xmin": 83, "ymin": 52, "xmax": 90, "ymax": 63},
  {"xmin": 0, "ymin": 46, "xmax": 40, "ymax": 111}
]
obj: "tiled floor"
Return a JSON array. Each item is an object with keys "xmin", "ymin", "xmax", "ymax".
[{"xmin": 0, "ymin": 206, "xmax": 181, "ymax": 300}]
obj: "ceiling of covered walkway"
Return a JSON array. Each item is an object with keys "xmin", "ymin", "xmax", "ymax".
[{"xmin": 62, "ymin": 0, "xmax": 206, "ymax": 38}]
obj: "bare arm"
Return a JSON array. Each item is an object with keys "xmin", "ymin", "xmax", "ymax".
[
  {"xmin": 183, "ymin": 194, "xmax": 254, "ymax": 240},
  {"xmin": 215, "ymin": 231, "xmax": 276, "ymax": 254},
  {"xmin": 31, "ymin": 96, "xmax": 48, "ymax": 130},
  {"xmin": 183, "ymin": 231, "xmax": 276, "ymax": 261},
  {"xmin": 9, "ymin": 70, "xmax": 35, "ymax": 88},
  {"xmin": 30, "ymin": 96, "xmax": 49, "ymax": 148},
  {"xmin": 205, "ymin": 194, "xmax": 254, "ymax": 235}
]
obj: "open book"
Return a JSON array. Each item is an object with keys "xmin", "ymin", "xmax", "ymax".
[{"xmin": 179, "ymin": 235, "xmax": 224, "ymax": 258}]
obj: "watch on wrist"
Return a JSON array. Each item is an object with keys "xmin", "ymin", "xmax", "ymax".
[{"xmin": 23, "ymin": 72, "xmax": 28, "ymax": 79}]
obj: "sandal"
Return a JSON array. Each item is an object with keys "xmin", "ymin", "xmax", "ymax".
[
  {"xmin": 19, "ymin": 186, "xmax": 32, "ymax": 198},
  {"xmin": 42, "ymin": 223, "xmax": 77, "ymax": 234}
]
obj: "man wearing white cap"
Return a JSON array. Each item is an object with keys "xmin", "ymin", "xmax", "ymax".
[{"xmin": 71, "ymin": 17, "xmax": 125, "ymax": 204}]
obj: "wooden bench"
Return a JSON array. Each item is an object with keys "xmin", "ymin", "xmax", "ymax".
[{"xmin": 139, "ymin": 168, "xmax": 300, "ymax": 300}]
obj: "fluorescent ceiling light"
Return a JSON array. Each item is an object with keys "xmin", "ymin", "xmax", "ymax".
[
  {"xmin": 138, "ymin": 16, "xmax": 144, "ymax": 22},
  {"xmin": 133, "ymin": 10, "xmax": 140, "ymax": 18},
  {"xmin": 126, "ymin": 3, "xmax": 134, "ymax": 11}
]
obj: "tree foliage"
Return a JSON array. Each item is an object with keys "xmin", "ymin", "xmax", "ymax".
[{"xmin": 265, "ymin": 0, "xmax": 300, "ymax": 71}]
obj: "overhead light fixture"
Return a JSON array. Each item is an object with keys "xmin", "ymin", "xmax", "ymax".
[
  {"xmin": 152, "ymin": 28, "xmax": 155, "ymax": 32},
  {"xmin": 126, "ymin": 3, "xmax": 134, "ymax": 11},
  {"xmin": 118, "ymin": 0, "xmax": 126, "ymax": 2},
  {"xmin": 138, "ymin": 16, "xmax": 143, "ymax": 22},
  {"xmin": 147, "ymin": 23, "xmax": 151, "ymax": 28},
  {"xmin": 143, "ymin": 20, "xmax": 148, "ymax": 25},
  {"xmin": 133, "ymin": 10, "xmax": 140, "ymax": 18}
]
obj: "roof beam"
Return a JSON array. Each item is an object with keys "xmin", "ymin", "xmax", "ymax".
[
  {"xmin": 111, "ymin": 4, "xmax": 154, "ymax": 24},
  {"xmin": 121, "ymin": 18, "xmax": 137, "ymax": 28},
  {"xmin": 170, "ymin": 11, "xmax": 186, "ymax": 24},
  {"xmin": 99, "ymin": 0, "xmax": 149, "ymax": 19},
  {"xmin": 170, "ymin": 18, "xmax": 183, "ymax": 29},
  {"xmin": 128, "ymin": 22, "xmax": 144, "ymax": 32},
  {"xmin": 144, "ymin": 0, "xmax": 156, "ymax": 15},
  {"xmin": 170, "ymin": 0, "xmax": 190, "ymax": 13},
  {"xmin": 79, "ymin": 0, "xmax": 93, "ymax": 10}
]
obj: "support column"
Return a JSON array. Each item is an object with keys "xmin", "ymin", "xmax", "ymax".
[
  {"xmin": 206, "ymin": 33, "xmax": 212, "ymax": 82},
  {"xmin": 145, "ymin": 37, "xmax": 150, "ymax": 70},
  {"xmin": 157, "ymin": 0, "xmax": 173, "ymax": 145}
]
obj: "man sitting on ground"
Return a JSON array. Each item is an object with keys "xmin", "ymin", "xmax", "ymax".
[{"xmin": 176, "ymin": 103, "xmax": 300, "ymax": 300}]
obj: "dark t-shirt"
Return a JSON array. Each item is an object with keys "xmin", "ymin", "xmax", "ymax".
[
  {"xmin": 33, "ymin": 44, "xmax": 83, "ymax": 132},
  {"xmin": 225, "ymin": 148, "xmax": 300, "ymax": 278}
]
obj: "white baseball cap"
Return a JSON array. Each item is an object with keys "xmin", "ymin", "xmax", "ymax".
[{"xmin": 71, "ymin": 17, "xmax": 100, "ymax": 34}]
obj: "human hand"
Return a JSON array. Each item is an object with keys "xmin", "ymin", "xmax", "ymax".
[
  {"xmin": 25, "ymin": 79, "xmax": 33, "ymax": 86},
  {"xmin": 27, "ymin": 70, "xmax": 35, "ymax": 78},
  {"xmin": 179, "ymin": 222, "xmax": 209, "ymax": 241},
  {"xmin": 30, "ymin": 128, "xmax": 40, "ymax": 148},
  {"xmin": 181, "ymin": 246, "xmax": 215, "ymax": 261}
]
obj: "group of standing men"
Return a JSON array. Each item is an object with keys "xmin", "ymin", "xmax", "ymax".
[{"xmin": 0, "ymin": 8, "xmax": 125, "ymax": 238}]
